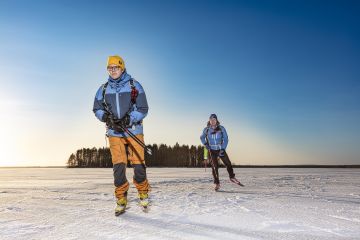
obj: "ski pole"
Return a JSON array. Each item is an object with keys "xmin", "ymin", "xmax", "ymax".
[
  {"xmin": 104, "ymin": 111, "xmax": 152, "ymax": 155},
  {"xmin": 208, "ymin": 149, "xmax": 219, "ymax": 180},
  {"xmin": 204, "ymin": 147, "xmax": 208, "ymax": 172},
  {"xmin": 117, "ymin": 124, "xmax": 153, "ymax": 155}
]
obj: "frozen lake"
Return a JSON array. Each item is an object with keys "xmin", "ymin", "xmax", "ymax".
[{"xmin": 0, "ymin": 167, "xmax": 359, "ymax": 240}]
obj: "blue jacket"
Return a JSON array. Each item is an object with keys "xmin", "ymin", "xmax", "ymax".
[
  {"xmin": 200, "ymin": 125, "xmax": 228, "ymax": 150},
  {"xmin": 93, "ymin": 71, "xmax": 148, "ymax": 137}
]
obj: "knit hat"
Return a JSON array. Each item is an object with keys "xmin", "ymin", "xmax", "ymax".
[
  {"xmin": 209, "ymin": 113, "xmax": 217, "ymax": 119},
  {"xmin": 107, "ymin": 55, "xmax": 125, "ymax": 70}
]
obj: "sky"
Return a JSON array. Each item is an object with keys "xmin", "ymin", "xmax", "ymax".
[{"xmin": 0, "ymin": 0, "xmax": 359, "ymax": 166}]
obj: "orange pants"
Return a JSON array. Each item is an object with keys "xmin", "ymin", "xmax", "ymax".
[{"xmin": 109, "ymin": 134, "xmax": 150, "ymax": 199}]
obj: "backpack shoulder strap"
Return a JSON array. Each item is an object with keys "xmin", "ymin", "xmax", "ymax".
[
  {"xmin": 205, "ymin": 127, "xmax": 210, "ymax": 144},
  {"xmin": 206, "ymin": 127, "xmax": 210, "ymax": 134},
  {"xmin": 129, "ymin": 78, "xmax": 138, "ymax": 104},
  {"xmin": 129, "ymin": 78, "xmax": 135, "ymax": 88},
  {"xmin": 219, "ymin": 125, "xmax": 224, "ymax": 144},
  {"xmin": 102, "ymin": 82, "xmax": 108, "ymax": 98},
  {"xmin": 101, "ymin": 82, "xmax": 109, "ymax": 110}
]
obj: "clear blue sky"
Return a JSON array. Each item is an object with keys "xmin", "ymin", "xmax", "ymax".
[{"xmin": 0, "ymin": 0, "xmax": 359, "ymax": 166}]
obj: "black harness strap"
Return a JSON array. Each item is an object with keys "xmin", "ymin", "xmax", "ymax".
[
  {"xmin": 101, "ymin": 82, "xmax": 109, "ymax": 112},
  {"xmin": 129, "ymin": 79, "xmax": 138, "ymax": 104}
]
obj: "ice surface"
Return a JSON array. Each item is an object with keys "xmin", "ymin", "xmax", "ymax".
[{"xmin": 0, "ymin": 168, "xmax": 359, "ymax": 240}]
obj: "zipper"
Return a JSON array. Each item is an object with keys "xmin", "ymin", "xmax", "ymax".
[{"xmin": 116, "ymin": 92, "xmax": 120, "ymax": 119}]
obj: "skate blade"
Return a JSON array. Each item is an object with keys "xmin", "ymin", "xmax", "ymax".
[
  {"xmin": 231, "ymin": 179, "xmax": 245, "ymax": 187},
  {"xmin": 234, "ymin": 181, "xmax": 245, "ymax": 187},
  {"xmin": 142, "ymin": 206, "xmax": 149, "ymax": 213},
  {"xmin": 115, "ymin": 210, "xmax": 126, "ymax": 216},
  {"xmin": 139, "ymin": 201, "xmax": 150, "ymax": 212}
]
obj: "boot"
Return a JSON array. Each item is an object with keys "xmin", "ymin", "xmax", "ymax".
[
  {"xmin": 115, "ymin": 197, "xmax": 127, "ymax": 216},
  {"xmin": 138, "ymin": 192, "xmax": 149, "ymax": 209}
]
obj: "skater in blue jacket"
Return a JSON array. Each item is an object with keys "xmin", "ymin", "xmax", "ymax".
[
  {"xmin": 200, "ymin": 114, "xmax": 244, "ymax": 191},
  {"xmin": 93, "ymin": 55, "xmax": 150, "ymax": 215}
]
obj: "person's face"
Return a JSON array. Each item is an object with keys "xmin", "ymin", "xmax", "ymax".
[
  {"xmin": 209, "ymin": 117, "xmax": 217, "ymax": 126},
  {"xmin": 107, "ymin": 64, "xmax": 123, "ymax": 79}
]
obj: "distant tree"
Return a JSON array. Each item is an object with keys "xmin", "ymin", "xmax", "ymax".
[
  {"xmin": 67, "ymin": 153, "xmax": 76, "ymax": 167},
  {"xmin": 66, "ymin": 143, "xmax": 205, "ymax": 168}
]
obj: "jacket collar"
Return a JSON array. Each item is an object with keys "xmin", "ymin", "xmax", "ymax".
[{"xmin": 108, "ymin": 70, "xmax": 132, "ymax": 90}]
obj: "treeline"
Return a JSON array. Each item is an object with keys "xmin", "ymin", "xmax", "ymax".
[{"xmin": 67, "ymin": 143, "xmax": 205, "ymax": 168}]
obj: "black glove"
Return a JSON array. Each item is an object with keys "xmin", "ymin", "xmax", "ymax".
[
  {"xmin": 106, "ymin": 117, "xmax": 116, "ymax": 128},
  {"xmin": 205, "ymin": 144, "xmax": 210, "ymax": 150},
  {"xmin": 103, "ymin": 113, "xmax": 116, "ymax": 128},
  {"xmin": 103, "ymin": 113, "xmax": 116, "ymax": 129},
  {"xmin": 117, "ymin": 114, "xmax": 131, "ymax": 127},
  {"xmin": 219, "ymin": 149, "xmax": 225, "ymax": 157},
  {"xmin": 107, "ymin": 115, "xmax": 131, "ymax": 132},
  {"xmin": 102, "ymin": 112, "xmax": 109, "ymax": 122}
]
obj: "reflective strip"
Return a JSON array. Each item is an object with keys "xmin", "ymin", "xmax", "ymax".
[{"xmin": 116, "ymin": 92, "xmax": 120, "ymax": 119}]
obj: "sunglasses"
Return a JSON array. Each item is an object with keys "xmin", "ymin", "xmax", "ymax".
[{"xmin": 107, "ymin": 66, "xmax": 121, "ymax": 71}]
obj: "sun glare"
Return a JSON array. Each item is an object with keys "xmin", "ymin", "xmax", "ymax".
[
  {"xmin": 0, "ymin": 134, "xmax": 21, "ymax": 167},
  {"xmin": 0, "ymin": 101, "xmax": 22, "ymax": 167}
]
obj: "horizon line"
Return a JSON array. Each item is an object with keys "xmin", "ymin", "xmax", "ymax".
[{"xmin": 1, "ymin": 165, "xmax": 360, "ymax": 168}]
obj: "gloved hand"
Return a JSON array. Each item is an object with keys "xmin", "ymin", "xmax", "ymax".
[
  {"xmin": 105, "ymin": 116, "xmax": 116, "ymax": 129},
  {"xmin": 117, "ymin": 114, "xmax": 131, "ymax": 127},
  {"xmin": 102, "ymin": 112, "xmax": 110, "ymax": 122},
  {"xmin": 103, "ymin": 113, "xmax": 115, "ymax": 128},
  {"xmin": 107, "ymin": 114, "xmax": 131, "ymax": 132},
  {"xmin": 219, "ymin": 149, "xmax": 225, "ymax": 157},
  {"xmin": 204, "ymin": 144, "xmax": 210, "ymax": 150}
]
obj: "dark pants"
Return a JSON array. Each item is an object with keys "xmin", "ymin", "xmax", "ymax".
[{"xmin": 209, "ymin": 150, "xmax": 235, "ymax": 184}]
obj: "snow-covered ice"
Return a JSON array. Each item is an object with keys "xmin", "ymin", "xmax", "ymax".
[{"xmin": 0, "ymin": 168, "xmax": 359, "ymax": 240}]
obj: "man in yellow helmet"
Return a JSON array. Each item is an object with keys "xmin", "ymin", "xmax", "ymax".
[{"xmin": 93, "ymin": 55, "xmax": 150, "ymax": 215}]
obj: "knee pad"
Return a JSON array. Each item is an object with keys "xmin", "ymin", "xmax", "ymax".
[
  {"xmin": 133, "ymin": 164, "xmax": 147, "ymax": 183},
  {"xmin": 113, "ymin": 163, "xmax": 127, "ymax": 187}
]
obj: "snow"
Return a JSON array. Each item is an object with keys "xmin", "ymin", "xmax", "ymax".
[{"xmin": 0, "ymin": 168, "xmax": 359, "ymax": 240}]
